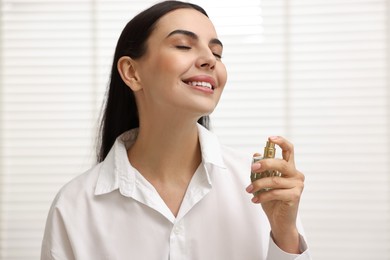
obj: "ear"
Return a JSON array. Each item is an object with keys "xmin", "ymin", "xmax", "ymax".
[{"xmin": 117, "ymin": 56, "xmax": 142, "ymax": 91}]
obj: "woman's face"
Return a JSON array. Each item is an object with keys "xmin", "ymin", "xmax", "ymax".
[{"xmin": 133, "ymin": 8, "xmax": 227, "ymax": 120}]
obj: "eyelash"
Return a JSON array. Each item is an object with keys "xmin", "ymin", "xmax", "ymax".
[
  {"xmin": 175, "ymin": 45, "xmax": 222, "ymax": 59},
  {"xmin": 213, "ymin": 53, "xmax": 222, "ymax": 59},
  {"xmin": 176, "ymin": 45, "xmax": 191, "ymax": 50}
]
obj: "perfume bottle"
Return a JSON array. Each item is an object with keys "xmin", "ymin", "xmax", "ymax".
[{"xmin": 250, "ymin": 141, "xmax": 281, "ymax": 192}]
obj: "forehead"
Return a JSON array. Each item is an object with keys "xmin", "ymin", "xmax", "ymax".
[{"xmin": 152, "ymin": 8, "xmax": 218, "ymax": 39}]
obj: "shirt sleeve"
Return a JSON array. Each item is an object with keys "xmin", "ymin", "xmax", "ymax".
[{"xmin": 266, "ymin": 233, "xmax": 312, "ymax": 260}]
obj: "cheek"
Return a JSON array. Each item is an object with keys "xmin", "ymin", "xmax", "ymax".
[
  {"xmin": 138, "ymin": 52, "xmax": 189, "ymax": 97},
  {"xmin": 138, "ymin": 55, "xmax": 173, "ymax": 88},
  {"xmin": 153, "ymin": 51, "xmax": 190, "ymax": 75},
  {"xmin": 218, "ymin": 64, "xmax": 228, "ymax": 89}
]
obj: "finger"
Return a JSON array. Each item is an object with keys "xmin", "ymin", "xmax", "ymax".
[
  {"xmin": 269, "ymin": 136, "xmax": 295, "ymax": 163},
  {"xmin": 253, "ymin": 185, "xmax": 303, "ymax": 205},
  {"xmin": 252, "ymin": 158, "xmax": 297, "ymax": 178},
  {"xmin": 249, "ymin": 175, "xmax": 295, "ymax": 194}
]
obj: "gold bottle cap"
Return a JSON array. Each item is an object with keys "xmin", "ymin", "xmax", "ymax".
[{"xmin": 263, "ymin": 141, "xmax": 276, "ymax": 158}]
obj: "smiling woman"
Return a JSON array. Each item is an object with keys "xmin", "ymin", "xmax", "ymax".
[
  {"xmin": 115, "ymin": 7, "xmax": 227, "ymax": 135},
  {"xmin": 39, "ymin": 1, "xmax": 311, "ymax": 259},
  {"xmin": 2, "ymin": 0, "xmax": 389, "ymax": 259}
]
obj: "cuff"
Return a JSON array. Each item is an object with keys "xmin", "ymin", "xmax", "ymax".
[{"xmin": 267, "ymin": 233, "xmax": 312, "ymax": 260}]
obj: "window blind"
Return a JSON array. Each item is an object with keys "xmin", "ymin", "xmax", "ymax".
[
  {"xmin": 0, "ymin": 1, "xmax": 96, "ymax": 258},
  {"xmin": 213, "ymin": 1, "xmax": 390, "ymax": 259},
  {"xmin": 288, "ymin": 1, "xmax": 389, "ymax": 259},
  {"xmin": 0, "ymin": 0, "xmax": 389, "ymax": 259}
]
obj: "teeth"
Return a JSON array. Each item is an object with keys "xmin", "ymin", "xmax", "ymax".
[{"xmin": 188, "ymin": 81, "xmax": 213, "ymax": 89}]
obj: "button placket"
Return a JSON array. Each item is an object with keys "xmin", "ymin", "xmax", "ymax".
[{"xmin": 169, "ymin": 221, "xmax": 186, "ymax": 260}]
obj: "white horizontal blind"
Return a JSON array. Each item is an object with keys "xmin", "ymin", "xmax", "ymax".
[
  {"xmin": 211, "ymin": 0, "xmax": 390, "ymax": 259},
  {"xmin": 0, "ymin": 1, "xmax": 97, "ymax": 259},
  {"xmin": 210, "ymin": 0, "xmax": 289, "ymax": 147},
  {"xmin": 0, "ymin": 1, "xmax": 389, "ymax": 260},
  {"xmin": 287, "ymin": 1, "xmax": 390, "ymax": 259}
]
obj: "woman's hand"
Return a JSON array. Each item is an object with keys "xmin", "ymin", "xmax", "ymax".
[{"xmin": 246, "ymin": 136, "xmax": 305, "ymax": 253}]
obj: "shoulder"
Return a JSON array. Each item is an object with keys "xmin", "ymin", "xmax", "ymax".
[
  {"xmin": 198, "ymin": 124, "xmax": 252, "ymax": 168},
  {"xmin": 51, "ymin": 163, "xmax": 102, "ymax": 209},
  {"xmin": 216, "ymin": 144, "xmax": 254, "ymax": 187},
  {"xmin": 220, "ymin": 144, "xmax": 252, "ymax": 169},
  {"xmin": 42, "ymin": 163, "xmax": 105, "ymax": 258}
]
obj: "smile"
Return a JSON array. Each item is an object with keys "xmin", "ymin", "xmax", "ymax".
[{"xmin": 185, "ymin": 81, "xmax": 214, "ymax": 90}]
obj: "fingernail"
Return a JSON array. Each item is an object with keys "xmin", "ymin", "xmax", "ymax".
[
  {"xmin": 251, "ymin": 196, "xmax": 259, "ymax": 203},
  {"xmin": 251, "ymin": 163, "xmax": 261, "ymax": 171},
  {"xmin": 269, "ymin": 136, "xmax": 278, "ymax": 140},
  {"xmin": 246, "ymin": 184, "xmax": 254, "ymax": 193}
]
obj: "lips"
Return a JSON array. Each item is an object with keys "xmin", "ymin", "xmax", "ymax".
[
  {"xmin": 183, "ymin": 75, "xmax": 216, "ymax": 90},
  {"xmin": 187, "ymin": 81, "xmax": 213, "ymax": 90}
]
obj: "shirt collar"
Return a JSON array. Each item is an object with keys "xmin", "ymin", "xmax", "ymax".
[
  {"xmin": 197, "ymin": 123, "xmax": 226, "ymax": 169},
  {"xmin": 94, "ymin": 129, "xmax": 138, "ymax": 195},
  {"xmin": 94, "ymin": 123, "xmax": 226, "ymax": 196}
]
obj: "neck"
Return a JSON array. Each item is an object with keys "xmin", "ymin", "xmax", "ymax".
[{"xmin": 128, "ymin": 118, "xmax": 202, "ymax": 182}]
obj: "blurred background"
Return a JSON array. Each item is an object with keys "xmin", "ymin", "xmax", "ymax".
[{"xmin": 0, "ymin": 0, "xmax": 389, "ymax": 259}]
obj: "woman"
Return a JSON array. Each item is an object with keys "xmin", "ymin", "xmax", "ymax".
[{"xmin": 41, "ymin": 1, "xmax": 311, "ymax": 259}]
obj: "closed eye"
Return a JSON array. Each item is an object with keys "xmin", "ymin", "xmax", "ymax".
[
  {"xmin": 176, "ymin": 45, "xmax": 191, "ymax": 50},
  {"xmin": 213, "ymin": 53, "xmax": 222, "ymax": 59},
  {"xmin": 176, "ymin": 45, "xmax": 222, "ymax": 59}
]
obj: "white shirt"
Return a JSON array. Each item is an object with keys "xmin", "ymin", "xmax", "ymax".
[{"xmin": 41, "ymin": 124, "xmax": 312, "ymax": 260}]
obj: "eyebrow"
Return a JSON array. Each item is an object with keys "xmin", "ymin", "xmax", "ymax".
[{"xmin": 167, "ymin": 29, "xmax": 223, "ymax": 47}]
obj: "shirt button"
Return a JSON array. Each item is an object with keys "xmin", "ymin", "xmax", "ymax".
[{"xmin": 173, "ymin": 225, "xmax": 182, "ymax": 234}]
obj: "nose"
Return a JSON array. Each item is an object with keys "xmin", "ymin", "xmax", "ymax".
[{"xmin": 196, "ymin": 48, "xmax": 216, "ymax": 70}]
